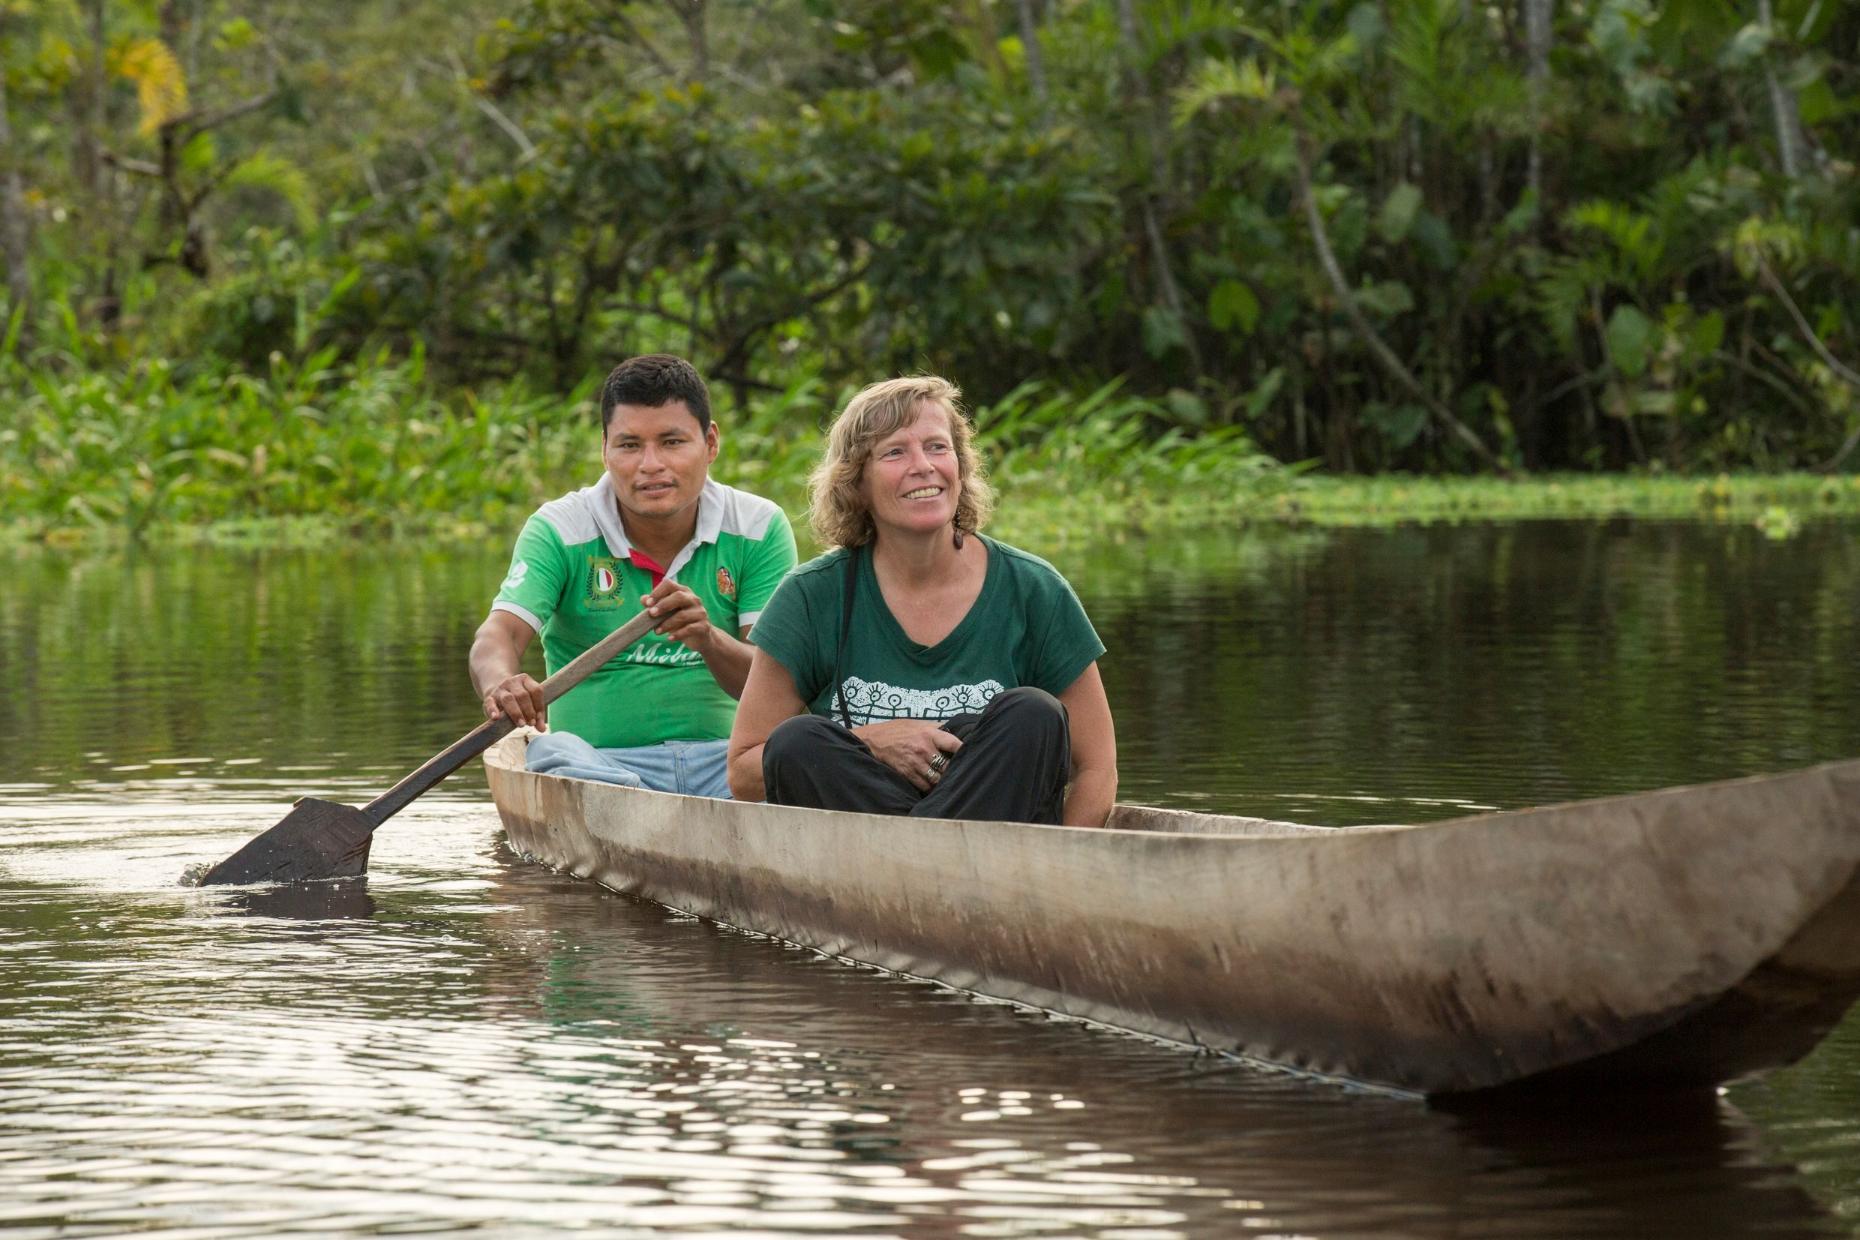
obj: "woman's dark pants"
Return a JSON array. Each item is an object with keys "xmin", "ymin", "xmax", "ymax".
[{"xmin": 762, "ymin": 687, "xmax": 1071, "ymax": 824}]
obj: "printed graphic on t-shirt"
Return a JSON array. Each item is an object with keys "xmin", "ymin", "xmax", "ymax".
[
  {"xmin": 837, "ymin": 676, "xmax": 1004, "ymax": 724},
  {"xmin": 584, "ymin": 556, "xmax": 627, "ymax": 609},
  {"xmin": 622, "ymin": 641, "xmax": 703, "ymax": 668}
]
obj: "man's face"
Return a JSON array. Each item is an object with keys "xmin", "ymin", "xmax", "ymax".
[{"xmin": 602, "ymin": 401, "xmax": 719, "ymax": 527}]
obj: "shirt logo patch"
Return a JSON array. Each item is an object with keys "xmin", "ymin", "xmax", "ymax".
[
  {"xmin": 501, "ymin": 560, "xmax": 529, "ymax": 592},
  {"xmin": 716, "ymin": 567, "xmax": 737, "ymax": 599},
  {"xmin": 585, "ymin": 557, "xmax": 627, "ymax": 609}
]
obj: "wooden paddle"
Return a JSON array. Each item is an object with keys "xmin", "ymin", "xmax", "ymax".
[{"xmin": 195, "ymin": 608, "xmax": 659, "ymax": 886}]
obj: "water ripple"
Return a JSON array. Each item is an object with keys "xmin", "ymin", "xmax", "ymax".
[{"xmin": 5, "ymin": 531, "xmax": 1860, "ymax": 1235}]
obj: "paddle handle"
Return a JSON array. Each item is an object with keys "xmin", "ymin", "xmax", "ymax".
[
  {"xmin": 362, "ymin": 609, "xmax": 659, "ymax": 825},
  {"xmin": 536, "ymin": 607, "xmax": 660, "ymax": 706}
]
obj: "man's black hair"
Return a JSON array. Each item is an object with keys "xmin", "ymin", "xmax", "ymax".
[{"xmin": 599, "ymin": 354, "xmax": 712, "ymax": 436}]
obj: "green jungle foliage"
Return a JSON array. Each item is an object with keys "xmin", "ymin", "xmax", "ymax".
[
  {"xmin": 6, "ymin": 330, "xmax": 1854, "ymax": 547},
  {"xmin": 0, "ymin": 344, "xmax": 1289, "ymax": 543},
  {"xmin": 3, "ymin": 0, "xmax": 1858, "ymax": 493}
]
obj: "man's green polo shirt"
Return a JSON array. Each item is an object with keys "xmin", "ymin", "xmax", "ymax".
[{"xmin": 491, "ymin": 477, "xmax": 797, "ymax": 748}]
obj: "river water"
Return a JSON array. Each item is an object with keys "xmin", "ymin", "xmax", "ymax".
[{"xmin": 3, "ymin": 519, "xmax": 1858, "ymax": 1237}]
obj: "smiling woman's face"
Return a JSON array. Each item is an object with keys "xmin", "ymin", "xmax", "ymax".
[{"xmin": 861, "ymin": 400, "xmax": 961, "ymax": 542}]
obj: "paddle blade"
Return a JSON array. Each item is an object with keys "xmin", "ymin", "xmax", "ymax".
[{"xmin": 196, "ymin": 798, "xmax": 375, "ymax": 886}]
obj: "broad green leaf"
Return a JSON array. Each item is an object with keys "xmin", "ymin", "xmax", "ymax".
[
  {"xmin": 1246, "ymin": 367, "xmax": 1285, "ymax": 419},
  {"xmin": 32, "ymin": 35, "xmax": 80, "ymax": 90},
  {"xmin": 1355, "ymin": 280, "xmax": 1414, "ymax": 317},
  {"xmin": 907, "ymin": 29, "xmax": 969, "ymax": 78},
  {"xmin": 215, "ymin": 18, "xmax": 259, "ymax": 52},
  {"xmin": 1363, "ymin": 402, "xmax": 1428, "ymax": 450},
  {"xmin": 1606, "ymin": 304, "xmax": 1656, "ymax": 377},
  {"xmin": 1501, "ymin": 192, "xmax": 1540, "ymax": 238},
  {"xmin": 1163, "ymin": 389, "xmax": 1208, "ymax": 428},
  {"xmin": 1410, "ymin": 211, "xmax": 1458, "ymax": 271},
  {"xmin": 1346, "ymin": 3, "xmax": 1386, "ymax": 50},
  {"xmin": 1141, "ymin": 306, "xmax": 1189, "ymax": 359},
  {"xmin": 1717, "ymin": 22, "xmax": 1770, "ymax": 69},
  {"xmin": 180, "ymin": 132, "xmax": 218, "ymax": 177},
  {"xmin": 1796, "ymin": 79, "xmax": 1842, "ymax": 125},
  {"xmin": 997, "ymin": 35, "xmax": 1026, "ymax": 74},
  {"xmin": 1208, "ymin": 279, "xmax": 1260, "ymax": 334},
  {"xmin": 1601, "ymin": 380, "xmax": 1633, "ymax": 418},
  {"xmin": 1782, "ymin": 52, "xmax": 1824, "ymax": 91},
  {"xmin": 1377, "ymin": 182, "xmax": 1423, "ymax": 244}
]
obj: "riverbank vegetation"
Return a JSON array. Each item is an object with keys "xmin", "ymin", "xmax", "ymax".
[
  {"xmin": 5, "ymin": 340, "xmax": 1855, "ymax": 548},
  {"xmin": 3, "ymin": 0, "xmax": 1858, "ymax": 527},
  {"xmin": 0, "ymin": 345, "xmax": 1288, "ymax": 542}
]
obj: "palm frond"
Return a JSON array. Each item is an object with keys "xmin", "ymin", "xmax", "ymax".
[
  {"xmin": 1173, "ymin": 56, "xmax": 1277, "ymax": 129},
  {"xmin": 1565, "ymin": 199, "xmax": 1659, "ymax": 283},
  {"xmin": 1535, "ymin": 253, "xmax": 1601, "ymax": 355},
  {"xmin": 109, "ymin": 36, "xmax": 188, "ymax": 136},
  {"xmin": 222, "ymin": 151, "xmax": 318, "ymax": 233}
]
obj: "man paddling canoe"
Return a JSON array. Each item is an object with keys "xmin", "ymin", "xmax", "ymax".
[{"xmin": 470, "ymin": 354, "xmax": 797, "ymax": 796}]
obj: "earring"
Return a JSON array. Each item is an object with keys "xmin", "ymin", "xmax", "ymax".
[{"xmin": 952, "ymin": 522, "xmax": 966, "ymax": 550}]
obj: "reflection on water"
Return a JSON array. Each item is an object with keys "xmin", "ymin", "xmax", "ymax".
[
  {"xmin": 2, "ymin": 520, "xmax": 1859, "ymax": 1236},
  {"xmin": 1084, "ymin": 519, "xmax": 1860, "ymax": 822},
  {"xmin": 0, "ymin": 805, "xmax": 1848, "ymax": 1238}
]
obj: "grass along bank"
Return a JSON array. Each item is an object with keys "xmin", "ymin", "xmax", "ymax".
[
  {"xmin": 3, "ymin": 355, "xmax": 1857, "ymax": 548},
  {"xmin": 1271, "ymin": 472, "xmax": 1860, "ymax": 541},
  {"xmin": 0, "ymin": 357, "xmax": 1287, "ymax": 547}
]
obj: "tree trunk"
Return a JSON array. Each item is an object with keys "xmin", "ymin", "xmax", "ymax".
[
  {"xmin": 672, "ymin": 0, "xmax": 709, "ymax": 83},
  {"xmin": 161, "ymin": 0, "xmax": 186, "ymax": 54},
  {"xmin": 1288, "ymin": 110, "xmax": 1504, "ymax": 472},
  {"xmin": 1524, "ymin": 0, "xmax": 1552, "ymax": 207},
  {"xmin": 1757, "ymin": 0, "xmax": 1809, "ymax": 179},
  {"xmin": 0, "ymin": 37, "xmax": 32, "ymax": 337},
  {"xmin": 1113, "ymin": 0, "xmax": 1200, "ymax": 373},
  {"xmin": 1014, "ymin": 0, "xmax": 1048, "ymax": 103},
  {"xmin": 73, "ymin": 0, "xmax": 107, "ymax": 199},
  {"xmin": 1750, "ymin": 258, "xmax": 1860, "ymax": 470},
  {"xmin": 1114, "ymin": 0, "xmax": 1176, "ymax": 213}
]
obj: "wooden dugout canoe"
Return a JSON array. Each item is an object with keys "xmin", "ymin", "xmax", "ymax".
[{"xmin": 484, "ymin": 732, "xmax": 1860, "ymax": 1098}]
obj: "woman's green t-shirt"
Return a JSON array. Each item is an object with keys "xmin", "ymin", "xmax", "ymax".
[{"xmin": 750, "ymin": 535, "xmax": 1104, "ymax": 724}]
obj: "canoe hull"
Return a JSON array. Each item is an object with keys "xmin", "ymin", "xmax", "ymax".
[{"xmin": 484, "ymin": 734, "xmax": 1860, "ymax": 1097}]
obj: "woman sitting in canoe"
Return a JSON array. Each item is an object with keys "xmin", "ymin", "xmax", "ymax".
[{"xmin": 727, "ymin": 375, "xmax": 1117, "ymax": 826}]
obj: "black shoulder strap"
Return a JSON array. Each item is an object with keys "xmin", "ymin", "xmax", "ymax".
[{"xmin": 833, "ymin": 544, "xmax": 859, "ymax": 729}]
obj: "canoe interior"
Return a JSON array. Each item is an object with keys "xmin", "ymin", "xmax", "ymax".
[
  {"xmin": 1107, "ymin": 803, "xmax": 1383, "ymax": 837},
  {"xmin": 483, "ymin": 731, "xmax": 1860, "ymax": 1098}
]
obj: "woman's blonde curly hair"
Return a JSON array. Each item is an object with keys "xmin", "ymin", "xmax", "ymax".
[{"xmin": 809, "ymin": 375, "xmax": 994, "ymax": 549}]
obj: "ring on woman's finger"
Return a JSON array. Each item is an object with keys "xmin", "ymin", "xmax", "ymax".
[
  {"xmin": 925, "ymin": 764, "xmax": 941, "ymax": 783},
  {"xmin": 929, "ymin": 753, "xmax": 950, "ymax": 773}
]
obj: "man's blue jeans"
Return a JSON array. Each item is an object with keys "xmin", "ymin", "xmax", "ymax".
[{"xmin": 524, "ymin": 731, "xmax": 732, "ymax": 798}]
